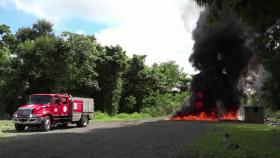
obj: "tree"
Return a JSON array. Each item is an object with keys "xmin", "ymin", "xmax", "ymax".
[
  {"xmin": 1, "ymin": 21, "xmax": 101, "ymax": 114},
  {"xmin": 15, "ymin": 19, "xmax": 53, "ymax": 43},
  {"xmin": 16, "ymin": 27, "xmax": 35, "ymax": 43},
  {"xmin": 32, "ymin": 19, "xmax": 53, "ymax": 36},
  {"xmin": 194, "ymin": 0, "xmax": 280, "ymax": 32},
  {"xmin": 0, "ymin": 24, "xmax": 16, "ymax": 50},
  {"xmin": 258, "ymin": 22, "xmax": 280, "ymax": 109},
  {"xmin": 119, "ymin": 55, "xmax": 148, "ymax": 113},
  {"xmin": 0, "ymin": 47, "xmax": 11, "ymax": 112},
  {"xmin": 61, "ymin": 32, "xmax": 99, "ymax": 96},
  {"xmin": 94, "ymin": 45, "xmax": 128, "ymax": 115},
  {"xmin": 0, "ymin": 24, "xmax": 12, "ymax": 69},
  {"xmin": 120, "ymin": 58, "xmax": 190, "ymax": 113},
  {"xmin": 0, "ymin": 20, "xmax": 190, "ymax": 115},
  {"xmin": 0, "ymin": 24, "xmax": 13, "ymax": 112},
  {"xmin": 152, "ymin": 61, "xmax": 186, "ymax": 92},
  {"xmin": 178, "ymin": 73, "xmax": 192, "ymax": 92},
  {"xmin": 2, "ymin": 35, "xmax": 67, "ymax": 114}
]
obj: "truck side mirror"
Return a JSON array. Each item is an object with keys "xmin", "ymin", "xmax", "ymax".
[{"xmin": 55, "ymin": 98, "xmax": 60, "ymax": 104}]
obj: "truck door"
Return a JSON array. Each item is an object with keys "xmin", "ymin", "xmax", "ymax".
[
  {"xmin": 53, "ymin": 96, "xmax": 60, "ymax": 117},
  {"xmin": 59, "ymin": 96, "xmax": 70, "ymax": 117}
]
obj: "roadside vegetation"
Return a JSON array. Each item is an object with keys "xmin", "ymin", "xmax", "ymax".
[
  {"xmin": 0, "ymin": 120, "xmax": 14, "ymax": 139},
  {"xmin": 94, "ymin": 112, "xmax": 152, "ymax": 121},
  {"xmin": 0, "ymin": 21, "xmax": 190, "ymax": 117},
  {"xmin": 175, "ymin": 123, "xmax": 280, "ymax": 158}
]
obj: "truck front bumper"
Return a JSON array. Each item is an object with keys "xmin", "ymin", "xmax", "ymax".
[{"xmin": 13, "ymin": 116, "xmax": 43, "ymax": 125}]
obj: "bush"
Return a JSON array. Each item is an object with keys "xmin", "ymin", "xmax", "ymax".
[
  {"xmin": 94, "ymin": 111, "xmax": 151, "ymax": 121},
  {"xmin": 141, "ymin": 91, "xmax": 189, "ymax": 117},
  {"xmin": 122, "ymin": 95, "xmax": 137, "ymax": 113},
  {"xmin": 114, "ymin": 112, "xmax": 151, "ymax": 119},
  {"xmin": 247, "ymin": 93, "xmax": 261, "ymax": 106},
  {"xmin": 94, "ymin": 111, "xmax": 111, "ymax": 120},
  {"xmin": 265, "ymin": 108, "xmax": 280, "ymax": 119}
]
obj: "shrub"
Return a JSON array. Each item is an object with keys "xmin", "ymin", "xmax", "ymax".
[
  {"xmin": 141, "ymin": 91, "xmax": 189, "ymax": 117},
  {"xmin": 94, "ymin": 111, "xmax": 111, "ymax": 120},
  {"xmin": 94, "ymin": 111, "xmax": 151, "ymax": 121}
]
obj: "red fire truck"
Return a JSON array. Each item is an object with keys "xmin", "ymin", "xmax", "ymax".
[{"xmin": 12, "ymin": 93, "xmax": 94, "ymax": 131}]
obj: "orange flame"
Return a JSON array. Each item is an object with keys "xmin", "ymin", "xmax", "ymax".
[
  {"xmin": 219, "ymin": 111, "xmax": 237, "ymax": 120},
  {"xmin": 171, "ymin": 110, "xmax": 237, "ymax": 121},
  {"xmin": 171, "ymin": 91, "xmax": 238, "ymax": 121}
]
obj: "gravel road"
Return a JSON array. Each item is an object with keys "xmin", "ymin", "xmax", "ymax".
[{"xmin": 0, "ymin": 119, "xmax": 210, "ymax": 158}]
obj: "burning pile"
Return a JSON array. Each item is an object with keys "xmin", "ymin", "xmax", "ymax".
[
  {"xmin": 171, "ymin": 91, "xmax": 239, "ymax": 121},
  {"xmin": 172, "ymin": 5, "xmax": 253, "ymax": 121}
]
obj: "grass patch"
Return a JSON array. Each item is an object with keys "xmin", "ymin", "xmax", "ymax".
[
  {"xmin": 94, "ymin": 111, "xmax": 152, "ymax": 121},
  {"xmin": 0, "ymin": 120, "xmax": 14, "ymax": 139},
  {"xmin": 175, "ymin": 123, "xmax": 280, "ymax": 158}
]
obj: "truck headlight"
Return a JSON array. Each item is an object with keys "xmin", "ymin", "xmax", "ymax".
[
  {"xmin": 13, "ymin": 112, "xmax": 18, "ymax": 118},
  {"xmin": 29, "ymin": 114, "xmax": 39, "ymax": 118}
]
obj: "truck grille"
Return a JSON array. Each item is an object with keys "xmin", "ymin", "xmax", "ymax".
[{"xmin": 17, "ymin": 108, "xmax": 33, "ymax": 117}]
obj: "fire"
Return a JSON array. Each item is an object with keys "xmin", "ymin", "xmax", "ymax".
[
  {"xmin": 171, "ymin": 110, "xmax": 238, "ymax": 121},
  {"xmin": 171, "ymin": 111, "xmax": 218, "ymax": 121},
  {"xmin": 219, "ymin": 111, "xmax": 238, "ymax": 120},
  {"xmin": 171, "ymin": 91, "xmax": 238, "ymax": 121}
]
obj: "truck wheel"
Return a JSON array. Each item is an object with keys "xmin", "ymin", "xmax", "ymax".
[
  {"xmin": 77, "ymin": 115, "xmax": 88, "ymax": 127},
  {"xmin": 15, "ymin": 124, "xmax": 25, "ymax": 131},
  {"xmin": 41, "ymin": 116, "xmax": 51, "ymax": 131}
]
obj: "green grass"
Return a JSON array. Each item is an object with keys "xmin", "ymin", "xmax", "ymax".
[
  {"xmin": 0, "ymin": 120, "xmax": 15, "ymax": 139},
  {"xmin": 94, "ymin": 111, "xmax": 152, "ymax": 121},
  {"xmin": 175, "ymin": 123, "xmax": 280, "ymax": 158}
]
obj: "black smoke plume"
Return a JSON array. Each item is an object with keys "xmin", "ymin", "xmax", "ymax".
[{"xmin": 175, "ymin": 6, "xmax": 253, "ymax": 116}]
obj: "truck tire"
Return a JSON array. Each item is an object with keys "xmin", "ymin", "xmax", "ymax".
[
  {"xmin": 15, "ymin": 124, "xmax": 25, "ymax": 131},
  {"xmin": 41, "ymin": 116, "xmax": 51, "ymax": 131},
  {"xmin": 77, "ymin": 115, "xmax": 88, "ymax": 127}
]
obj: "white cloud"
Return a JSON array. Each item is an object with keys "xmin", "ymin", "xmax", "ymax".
[
  {"xmin": 95, "ymin": 0, "xmax": 203, "ymax": 74},
  {"xmin": 5, "ymin": 0, "xmax": 203, "ymax": 74},
  {"xmin": 76, "ymin": 30, "xmax": 85, "ymax": 35}
]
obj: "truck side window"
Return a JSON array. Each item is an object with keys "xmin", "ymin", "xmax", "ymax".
[
  {"xmin": 54, "ymin": 96, "xmax": 60, "ymax": 105},
  {"xmin": 62, "ymin": 97, "xmax": 67, "ymax": 104}
]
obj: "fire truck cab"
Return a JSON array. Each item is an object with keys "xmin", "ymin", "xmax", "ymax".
[{"xmin": 12, "ymin": 93, "xmax": 94, "ymax": 131}]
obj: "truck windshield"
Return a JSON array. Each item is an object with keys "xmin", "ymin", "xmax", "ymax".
[{"xmin": 28, "ymin": 95, "xmax": 52, "ymax": 105}]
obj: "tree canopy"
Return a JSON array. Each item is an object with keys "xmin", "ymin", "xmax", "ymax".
[{"xmin": 0, "ymin": 20, "xmax": 191, "ymax": 115}]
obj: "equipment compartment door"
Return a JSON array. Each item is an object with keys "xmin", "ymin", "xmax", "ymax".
[
  {"xmin": 59, "ymin": 96, "xmax": 70, "ymax": 117},
  {"xmin": 52, "ymin": 96, "xmax": 60, "ymax": 117},
  {"xmin": 73, "ymin": 100, "xmax": 83, "ymax": 113}
]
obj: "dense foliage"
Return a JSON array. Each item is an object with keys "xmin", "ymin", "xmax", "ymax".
[
  {"xmin": 194, "ymin": 0, "xmax": 280, "ymax": 109},
  {"xmin": 0, "ymin": 20, "xmax": 191, "ymax": 115}
]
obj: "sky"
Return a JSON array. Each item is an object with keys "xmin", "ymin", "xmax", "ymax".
[{"xmin": 0, "ymin": 0, "xmax": 203, "ymax": 74}]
